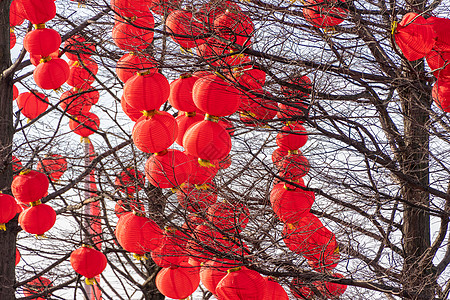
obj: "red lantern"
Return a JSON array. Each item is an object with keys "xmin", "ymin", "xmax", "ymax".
[
  {"xmin": 115, "ymin": 212, "xmax": 163, "ymax": 258},
  {"xmin": 64, "ymin": 35, "xmax": 96, "ymax": 61},
  {"xmin": 168, "ymin": 73, "xmax": 200, "ymax": 112},
  {"xmin": 200, "ymin": 260, "xmax": 230, "ymax": 294},
  {"xmin": 303, "ymin": 0, "xmax": 346, "ymax": 28},
  {"xmin": 70, "ymin": 245, "xmax": 107, "ymax": 284},
  {"xmin": 66, "ymin": 59, "xmax": 98, "ymax": 89},
  {"xmin": 59, "ymin": 87, "xmax": 98, "ymax": 116},
  {"xmin": 218, "ymin": 118, "xmax": 235, "ymax": 136},
  {"xmin": 10, "ymin": 29, "xmax": 16, "ymax": 49},
  {"xmin": 216, "ymin": 267, "xmax": 267, "ymax": 299},
  {"xmin": 282, "ymin": 213, "xmax": 323, "ymax": 254},
  {"xmin": 15, "ymin": 248, "xmax": 20, "ymax": 266},
  {"xmin": 303, "ymin": 225, "xmax": 338, "ymax": 261},
  {"xmin": 151, "ymin": 227, "xmax": 188, "ymax": 267},
  {"xmin": 116, "ymin": 53, "xmax": 157, "ymax": 83},
  {"xmin": 175, "ymin": 112, "xmax": 204, "ymax": 147},
  {"xmin": 432, "ymin": 81, "xmax": 450, "ymax": 112},
  {"xmin": 214, "ymin": 11, "xmax": 254, "ymax": 47},
  {"xmin": 272, "ymin": 148, "xmax": 289, "ymax": 168},
  {"xmin": 23, "ymin": 27, "xmax": 61, "ymax": 57},
  {"xmin": 69, "ymin": 112, "xmax": 100, "ymax": 137},
  {"xmin": 281, "ymin": 75, "xmax": 312, "ymax": 99},
  {"xmin": 426, "ymin": 49, "xmax": 450, "ymax": 80},
  {"xmin": 233, "ymin": 67, "xmax": 266, "ymax": 90},
  {"xmin": 33, "ymin": 57, "xmax": 70, "ymax": 90},
  {"xmin": 19, "ymin": 201, "xmax": 56, "ymax": 236},
  {"xmin": 183, "ymin": 119, "xmax": 232, "ymax": 165},
  {"xmin": 13, "ymin": 85, "xmax": 18, "ymax": 100},
  {"xmin": 278, "ymin": 151, "xmax": 310, "ymax": 181},
  {"xmin": 112, "ymin": 15, "xmax": 155, "ymax": 51},
  {"xmin": 110, "ymin": 0, "xmax": 149, "ymax": 18},
  {"xmin": 19, "ymin": 0, "xmax": 56, "ymax": 25},
  {"xmin": 16, "ymin": 91, "xmax": 48, "ymax": 120},
  {"xmin": 30, "ymin": 50, "xmax": 58, "ymax": 67},
  {"xmin": 114, "ymin": 199, "xmax": 145, "ymax": 217},
  {"xmin": 185, "ymin": 153, "xmax": 218, "ymax": 186},
  {"xmin": 155, "ymin": 262, "xmax": 200, "ymax": 299},
  {"xmin": 207, "ymin": 201, "xmax": 249, "ymax": 233},
  {"xmin": 144, "ymin": 149, "xmax": 192, "ymax": 188},
  {"xmin": 124, "ymin": 72, "xmax": 170, "ymax": 112},
  {"xmin": 187, "ymin": 224, "xmax": 232, "ymax": 261},
  {"xmin": 263, "ymin": 277, "xmax": 289, "ymax": 300},
  {"xmin": 36, "ymin": 154, "xmax": 68, "ymax": 181},
  {"xmin": 12, "ymin": 170, "xmax": 49, "ymax": 204},
  {"xmin": 427, "ymin": 17, "xmax": 450, "ymax": 52},
  {"xmin": 276, "ymin": 123, "xmax": 308, "ymax": 150},
  {"xmin": 23, "ymin": 277, "xmax": 53, "ymax": 300},
  {"xmin": 120, "ymin": 95, "xmax": 141, "ymax": 121},
  {"xmin": 290, "ymin": 277, "xmax": 313, "ymax": 299},
  {"xmin": 239, "ymin": 90, "xmax": 278, "ymax": 126},
  {"xmin": 193, "ymin": 74, "xmax": 241, "ymax": 116},
  {"xmin": 12, "ymin": 155, "xmax": 22, "ymax": 173},
  {"xmin": 0, "ymin": 194, "xmax": 17, "ymax": 231},
  {"xmin": 394, "ymin": 13, "xmax": 435, "ymax": 61},
  {"xmin": 115, "ymin": 168, "xmax": 145, "ymax": 195},
  {"xmin": 196, "ymin": 38, "xmax": 229, "ymax": 67},
  {"xmin": 315, "ymin": 273, "xmax": 347, "ymax": 298},
  {"xmin": 177, "ymin": 182, "xmax": 217, "ymax": 213},
  {"xmin": 165, "ymin": 10, "xmax": 206, "ymax": 48},
  {"xmin": 10, "ymin": 0, "xmax": 25, "ymax": 27},
  {"xmin": 150, "ymin": 0, "xmax": 181, "ymax": 15},
  {"xmin": 270, "ymin": 182, "xmax": 314, "ymax": 223},
  {"xmin": 132, "ymin": 111, "xmax": 178, "ymax": 153}
]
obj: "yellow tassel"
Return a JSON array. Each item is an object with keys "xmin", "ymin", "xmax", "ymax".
[
  {"xmin": 334, "ymin": 245, "xmax": 340, "ymax": 254},
  {"xmin": 154, "ymin": 149, "xmax": 168, "ymax": 156},
  {"xmin": 26, "ymin": 118, "xmax": 31, "ymax": 124},
  {"xmin": 164, "ymin": 226, "xmax": 177, "ymax": 233},
  {"xmin": 180, "ymin": 73, "xmax": 193, "ymax": 79},
  {"xmin": 288, "ymin": 149, "xmax": 299, "ymax": 155},
  {"xmin": 0, "ymin": 224, "xmax": 6, "ymax": 231},
  {"xmin": 34, "ymin": 23, "xmax": 46, "ymax": 29},
  {"xmin": 35, "ymin": 234, "xmax": 47, "ymax": 239},
  {"xmin": 30, "ymin": 200, "xmax": 42, "ymax": 207},
  {"xmin": 82, "ymin": 244, "xmax": 93, "ymax": 249},
  {"xmin": 19, "ymin": 169, "xmax": 31, "ymax": 175},
  {"xmin": 80, "ymin": 137, "xmax": 91, "ymax": 144},
  {"xmin": 170, "ymin": 182, "xmax": 185, "ymax": 193},
  {"xmin": 194, "ymin": 183, "xmax": 210, "ymax": 190},
  {"xmin": 137, "ymin": 70, "xmax": 152, "ymax": 76},
  {"xmin": 287, "ymin": 223, "xmax": 295, "ymax": 230},
  {"xmin": 198, "ymin": 159, "xmax": 216, "ymax": 168},
  {"xmin": 185, "ymin": 111, "xmax": 196, "ymax": 117},
  {"xmin": 391, "ymin": 21, "xmax": 398, "ymax": 35},
  {"xmin": 214, "ymin": 72, "xmax": 227, "ymax": 80},
  {"xmin": 133, "ymin": 253, "xmax": 147, "ymax": 260},
  {"xmin": 85, "ymin": 277, "xmax": 97, "ymax": 285},
  {"xmin": 204, "ymin": 114, "xmax": 219, "ymax": 123},
  {"xmin": 283, "ymin": 183, "xmax": 296, "ymax": 191},
  {"xmin": 53, "ymin": 87, "xmax": 63, "ymax": 93},
  {"xmin": 10, "ymin": 28, "xmax": 14, "ymax": 33},
  {"xmin": 227, "ymin": 266, "xmax": 242, "ymax": 273},
  {"xmin": 71, "ymin": 60, "xmax": 81, "ymax": 67},
  {"xmin": 323, "ymin": 27, "xmax": 336, "ymax": 34},
  {"xmin": 179, "ymin": 47, "xmax": 193, "ymax": 54},
  {"xmin": 141, "ymin": 110, "xmax": 160, "ymax": 118},
  {"xmin": 39, "ymin": 56, "xmax": 53, "ymax": 64}
]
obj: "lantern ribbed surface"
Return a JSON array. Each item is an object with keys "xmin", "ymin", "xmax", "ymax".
[
  {"xmin": 262, "ymin": 277, "xmax": 289, "ymax": 300},
  {"xmin": 23, "ymin": 28, "xmax": 61, "ymax": 57},
  {"xmin": 432, "ymin": 81, "xmax": 450, "ymax": 112},
  {"xmin": 121, "ymin": 95, "xmax": 142, "ymax": 121},
  {"xmin": 207, "ymin": 201, "xmax": 249, "ymax": 233},
  {"xmin": 69, "ymin": 112, "xmax": 100, "ymax": 137},
  {"xmin": 276, "ymin": 123, "xmax": 308, "ymax": 150},
  {"xmin": 37, "ymin": 154, "xmax": 67, "ymax": 181},
  {"xmin": 216, "ymin": 267, "xmax": 267, "ymax": 300},
  {"xmin": 177, "ymin": 182, "xmax": 217, "ymax": 213},
  {"xmin": 12, "ymin": 170, "xmax": 49, "ymax": 204},
  {"xmin": 116, "ymin": 53, "xmax": 157, "ymax": 83},
  {"xmin": 155, "ymin": 263, "xmax": 200, "ymax": 299},
  {"xmin": 282, "ymin": 213, "xmax": 323, "ymax": 254},
  {"xmin": 168, "ymin": 74, "xmax": 199, "ymax": 112},
  {"xmin": 70, "ymin": 246, "xmax": 107, "ymax": 279},
  {"xmin": 19, "ymin": 0, "xmax": 56, "ymax": 24},
  {"xmin": 278, "ymin": 152, "xmax": 310, "ymax": 181},
  {"xmin": 19, "ymin": 203, "xmax": 56, "ymax": 236},
  {"xmin": 124, "ymin": 72, "xmax": 170, "ymax": 112},
  {"xmin": 175, "ymin": 113, "xmax": 203, "ymax": 146},
  {"xmin": 200, "ymin": 260, "xmax": 229, "ymax": 294},
  {"xmin": 112, "ymin": 16, "xmax": 155, "ymax": 51},
  {"xmin": 64, "ymin": 35, "xmax": 96, "ymax": 61},
  {"xmin": 33, "ymin": 58, "xmax": 70, "ymax": 90},
  {"xmin": 214, "ymin": 11, "xmax": 254, "ymax": 47},
  {"xmin": 165, "ymin": 10, "xmax": 206, "ymax": 48},
  {"xmin": 16, "ymin": 92, "xmax": 48, "ymax": 120},
  {"xmin": 185, "ymin": 153, "xmax": 218, "ymax": 185},
  {"xmin": 0, "ymin": 194, "xmax": 18, "ymax": 229},
  {"xmin": 270, "ymin": 182, "xmax": 315, "ymax": 223}
]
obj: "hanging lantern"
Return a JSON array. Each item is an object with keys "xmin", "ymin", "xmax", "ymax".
[
  {"xmin": 168, "ymin": 73, "xmax": 200, "ymax": 112},
  {"xmin": 19, "ymin": 201, "xmax": 56, "ymax": 236},
  {"xmin": 33, "ymin": 57, "xmax": 70, "ymax": 90},
  {"xmin": 151, "ymin": 227, "xmax": 188, "ymax": 267},
  {"xmin": 277, "ymin": 151, "xmax": 310, "ymax": 181},
  {"xmin": 131, "ymin": 111, "xmax": 178, "ymax": 154},
  {"xmin": 263, "ymin": 277, "xmax": 289, "ymax": 300},
  {"xmin": 303, "ymin": 225, "xmax": 338, "ymax": 261},
  {"xmin": 270, "ymin": 182, "xmax": 314, "ymax": 223},
  {"xmin": 183, "ymin": 119, "xmax": 232, "ymax": 166},
  {"xmin": 149, "ymin": 0, "xmax": 181, "ymax": 15},
  {"xmin": 185, "ymin": 153, "xmax": 218, "ymax": 186},
  {"xmin": 23, "ymin": 27, "xmax": 61, "ymax": 57},
  {"xmin": 114, "ymin": 199, "xmax": 145, "ymax": 218},
  {"xmin": 207, "ymin": 201, "xmax": 250, "ymax": 233},
  {"xmin": 30, "ymin": 50, "xmax": 59, "ymax": 67},
  {"xmin": 193, "ymin": 74, "xmax": 241, "ymax": 116},
  {"xmin": 19, "ymin": 0, "xmax": 56, "ymax": 25},
  {"xmin": 165, "ymin": 10, "xmax": 206, "ymax": 48},
  {"xmin": 216, "ymin": 267, "xmax": 267, "ymax": 299},
  {"xmin": 282, "ymin": 213, "xmax": 323, "ymax": 254},
  {"xmin": 64, "ymin": 35, "xmax": 96, "ymax": 61},
  {"xmin": 214, "ymin": 11, "xmax": 254, "ymax": 47},
  {"xmin": 10, "ymin": 29, "xmax": 16, "ymax": 49},
  {"xmin": 187, "ymin": 224, "xmax": 232, "ymax": 261},
  {"xmin": 59, "ymin": 87, "xmax": 98, "ymax": 116},
  {"xmin": 239, "ymin": 90, "xmax": 278, "ymax": 126},
  {"xmin": 196, "ymin": 38, "xmax": 229, "ymax": 67},
  {"xmin": 175, "ymin": 112, "xmax": 204, "ymax": 147},
  {"xmin": 272, "ymin": 148, "xmax": 289, "ymax": 169},
  {"xmin": 36, "ymin": 154, "xmax": 68, "ymax": 181},
  {"xmin": 112, "ymin": 15, "xmax": 155, "ymax": 51},
  {"xmin": 69, "ymin": 112, "xmax": 100, "ymax": 138},
  {"xmin": 218, "ymin": 118, "xmax": 235, "ymax": 136},
  {"xmin": 15, "ymin": 248, "xmax": 21, "ymax": 265},
  {"xmin": 155, "ymin": 262, "xmax": 200, "ymax": 299},
  {"xmin": 200, "ymin": 260, "xmax": 230, "ymax": 295},
  {"xmin": 315, "ymin": 273, "xmax": 347, "ymax": 298},
  {"xmin": 10, "ymin": 0, "xmax": 25, "ymax": 27},
  {"xmin": 66, "ymin": 59, "xmax": 98, "ymax": 89},
  {"xmin": 427, "ymin": 17, "xmax": 450, "ymax": 52},
  {"xmin": 115, "ymin": 168, "xmax": 145, "ymax": 195},
  {"xmin": 276, "ymin": 123, "xmax": 308, "ymax": 150},
  {"xmin": 121, "ymin": 95, "xmax": 141, "ymax": 121},
  {"xmin": 426, "ymin": 50, "xmax": 450, "ymax": 80},
  {"xmin": 177, "ymin": 182, "xmax": 218, "ymax": 213},
  {"xmin": 432, "ymin": 81, "xmax": 450, "ymax": 112},
  {"xmin": 23, "ymin": 277, "xmax": 52, "ymax": 300},
  {"xmin": 0, "ymin": 194, "xmax": 17, "ymax": 230},
  {"xmin": 16, "ymin": 91, "xmax": 49, "ymax": 120},
  {"xmin": 110, "ymin": 0, "xmax": 149, "ymax": 18},
  {"xmin": 393, "ymin": 12, "xmax": 435, "ymax": 61},
  {"xmin": 290, "ymin": 277, "xmax": 313, "ymax": 299},
  {"xmin": 144, "ymin": 149, "xmax": 192, "ymax": 189},
  {"xmin": 123, "ymin": 72, "xmax": 170, "ymax": 112},
  {"xmin": 116, "ymin": 53, "xmax": 157, "ymax": 83},
  {"xmin": 233, "ymin": 67, "xmax": 266, "ymax": 90},
  {"xmin": 12, "ymin": 170, "xmax": 49, "ymax": 204},
  {"xmin": 70, "ymin": 245, "xmax": 107, "ymax": 284},
  {"xmin": 13, "ymin": 85, "xmax": 19, "ymax": 101},
  {"xmin": 303, "ymin": 0, "xmax": 346, "ymax": 28},
  {"xmin": 281, "ymin": 75, "xmax": 312, "ymax": 100}
]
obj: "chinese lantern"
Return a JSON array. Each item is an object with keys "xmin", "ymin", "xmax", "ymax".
[
  {"xmin": 36, "ymin": 154, "xmax": 68, "ymax": 181},
  {"xmin": 277, "ymin": 151, "xmax": 310, "ymax": 181},
  {"xmin": 110, "ymin": 0, "xmax": 149, "ymax": 18},
  {"xmin": 214, "ymin": 11, "xmax": 254, "ymax": 47},
  {"xmin": 114, "ymin": 199, "xmax": 145, "ymax": 218},
  {"xmin": 115, "ymin": 168, "xmax": 145, "ymax": 195},
  {"xmin": 149, "ymin": 0, "xmax": 181, "ymax": 15},
  {"xmin": 393, "ymin": 12, "xmax": 435, "ymax": 61},
  {"xmin": 112, "ymin": 15, "xmax": 155, "ymax": 51},
  {"xmin": 59, "ymin": 87, "xmax": 98, "ymax": 116},
  {"xmin": 120, "ymin": 95, "xmax": 141, "ymax": 121},
  {"xmin": 216, "ymin": 267, "xmax": 267, "ymax": 299},
  {"xmin": 15, "ymin": 248, "xmax": 20, "ymax": 265},
  {"xmin": 233, "ymin": 67, "xmax": 266, "ymax": 90},
  {"xmin": 10, "ymin": 29, "xmax": 16, "ymax": 49},
  {"xmin": 196, "ymin": 38, "xmax": 229, "ymax": 66},
  {"xmin": 23, "ymin": 277, "xmax": 53, "ymax": 300},
  {"xmin": 303, "ymin": 225, "xmax": 338, "ymax": 261},
  {"xmin": 64, "ymin": 35, "xmax": 96, "ymax": 61},
  {"xmin": 16, "ymin": 91, "xmax": 49, "ymax": 120},
  {"xmin": 282, "ymin": 213, "xmax": 323, "ymax": 254},
  {"xmin": 116, "ymin": 53, "xmax": 157, "ymax": 83},
  {"xmin": 272, "ymin": 148, "xmax": 289, "ymax": 168},
  {"xmin": 177, "ymin": 182, "xmax": 217, "ymax": 213},
  {"xmin": 0, "ymin": 194, "xmax": 17, "ymax": 230},
  {"xmin": 239, "ymin": 90, "xmax": 278, "ymax": 126},
  {"xmin": 427, "ymin": 17, "xmax": 450, "ymax": 52},
  {"xmin": 193, "ymin": 74, "xmax": 241, "ymax": 116},
  {"xmin": 263, "ymin": 277, "xmax": 289, "ymax": 300},
  {"xmin": 175, "ymin": 112, "xmax": 204, "ymax": 147},
  {"xmin": 200, "ymin": 260, "xmax": 229, "ymax": 295},
  {"xmin": 183, "ymin": 119, "xmax": 232, "ymax": 166},
  {"xmin": 168, "ymin": 73, "xmax": 199, "ymax": 112},
  {"xmin": 70, "ymin": 245, "xmax": 107, "ymax": 284},
  {"xmin": 165, "ymin": 10, "xmax": 206, "ymax": 48},
  {"xmin": 281, "ymin": 75, "xmax": 312, "ymax": 99},
  {"xmin": 10, "ymin": 0, "xmax": 25, "ymax": 27},
  {"xmin": 270, "ymin": 182, "xmax": 315, "ymax": 223},
  {"xmin": 131, "ymin": 111, "xmax": 178, "ymax": 154},
  {"xmin": 315, "ymin": 273, "xmax": 347, "ymax": 298},
  {"xmin": 303, "ymin": 0, "xmax": 346, "ymax": 28},
  {"xmin": 115, "ymin": 212, "xmax": 163, "ymax": 258},
  {"xmin": 155, "ymin": 262, "xmax": 200, "ymax": 299},
  {"xmin": 187, "ymin": 224, "xmax": 231, "ymax": 261},
  {"xmin": 19, "ymin": 0, "xmax": 56, "ymax": 25},
  {"xmin": 207, "ymin": 201, "xmax": 250, "ymax": 233},
  {"xmin": 426, "ymin": 50, "xmax": 450, "ymax": 80},
  {"xmin": 151, "ymin": 227, "xmax": 188, "ymax": 267},
  {"xmin": 13, "ymin": 85, "xmax": 18, "ymax": 100},
  {"xmin": 185, "ymin": 153, "xmax": 218, "ymax": 186},
  {"xmin": 66, "ymin": 59, "xmax": 98, "ymax": 89},
  {"xmin": 432, "ymin": 81, "xmax": 450, "ymax": 112},
  {"xmin": 123, "ymin": 72, "xmax": 170, "ymax": 112},
  {"xmin": 33, "ymin": 57, "xmax": 70, "ymax": 90},
  {"xmin": 19, "ymin": 201, "xmax": 56, "ymax": 236},
  {"xmin": 23, "ymin": 27, "xmax": 61, "ymax": 57},
  {"xmin": 12, "ymin": 170, "xmax": 49, "ymax": 204},
  {"xmin": 290, "ymin": 277, "xmax": 313, "ymax": 299},
  {"xmin": 276, "ymin": 123, "xmax": 308, "ymax": 150},
  {"xmin": 69, "ymin": 112, "xmax": 100, "ymax": 138},
  {"xmin": 144, "ymin": 149, "xmax": 192, "ymax": 189}
]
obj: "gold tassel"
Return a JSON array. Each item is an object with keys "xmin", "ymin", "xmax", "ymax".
[
  {"xmin": 26, "ymin": 118, "xmax": 31, "ymax": 124},
  {"xmin": 30, "ymin": 200, "xmax": 42, "ymax": 207},
  {"xmin": 391, "ymin": 21, "xmax": 398, "ymax": 35},
  {"xmin": 170, "ymin": 182, "xmax": 185, "ymax": 193},
  {"xmin": 204, "ymin": 114, "xmax": 219, "ymax": 123},
  {"xmin": 227, "ymin": 266, "xmax": 242, "ymax": 273},
  {"xmin": 0, "ymin": 224, "xmax": 6, "ymax": 231},
  {"xmin": 133, "ymin": 253, "xmax": 147, "ymax": 261},
  {"xmin": 34, "ymin": 23, "xmax": 46, "ymax": 29},
  {"xmin": 80, "ymin": 137, "xmax": 91, "ymax": 144},
  {"xmin": 39, "ymin": 56, "xmax": 53, "ymax": 64},
  {"xmin": 85, "ymin": 277, "xmax": 97, "ymax": 285},
  {"xmin": 19, "ymin": 169, "xmax": 31, "ymax": 175},
  {"xmin": 198, "ymin": 159, "xmax": 216, "ymax": 168},
  {"xmin": 154, "ymin": 149, "xmax": 168, "ymax": 156},
  {"xmin": 35, "ymin": 234, "xmax": 47, "ymax": 239},
  {"xmin": 185, "ymin": 111, "xmax": 196, "ymax": 117},
  {"xmin": 288, "ymin": 149, "xmax": 299, "ymax": 155},
  {"xmin": 141, "ymin": 110, "xmax": 161, "ymax": 118}
]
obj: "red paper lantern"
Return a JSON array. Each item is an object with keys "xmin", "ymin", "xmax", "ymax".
[
  {"xmin": 36, "ymin": 154, "xmax": 68, "ymax": 181},
  {"xmin": 110, "ymin": 0, "xmax": 149, "ymax": 18},
  {"xmin": 290, "ymin": 277, "xmax": 313, "ymax": 299},
  {"xmin": 281, "ymin": 75, "xmax": 312, "ymax": 99},
  {"xmin": 23, "ymin": 277, "xmax": 52, "ymax": 300},
  {"xmin": 12, "ymin": 170, "xmax": 49, "ymax": 204},
  {"xmin": 277, "ymin": 101, "xmax": 308, "ymax": 121},
  {"xmin": 187, "ymin": 224, "xmax": 232, "ymax": 261},
  {"xmin": 0, "ymin": 194, "xmax": 17, "ymax": 230},
  {"xmin": 278, "ymin": 151, "xmax": 310, "ymax": 181},
  {"xmin": 183, "ymin": 119, "xmax": 232, "ymax": 165},
  {"xmin": 426, "ymin": 49, "xmax": 450, "ymax": 80},
  {"xmin": 132, "ymin": 111, "xmax": 178, "ymax": 153},
  {"xmin": 200, "ymin": 260, "xmax": 230, "ymax": 294},
  {"xmin": 64, "ymin": 35, "xmax": 96, "ymax": 61},
  {"xmin": 196, "ymin": 38, "xmax": 229, "ymax": 67},
  {"xmin": 116, "ymin": 53, "xmax": 157, "ymax": 83},
  {"xmin": 12, "ymin": 155, "xmax": 23, "ymax": 173},
  {"xmin": 315, "ymin": 273, "xmax": 347, "ymax": 298},
  {"xmin": 394, "ymin": 12, "xmax": 435, "ymax": 61},
  {"xmin": 282, "ymin": 213, "xmax": 323, "ymax": 254},
  {"xmin": 432, "ymin": 81, "xmax": 450, "ymax": 112},
  {"xmin": 214, "ymin": 11, "xmax": 254, "ymax": 47},
  {"xmin": 19, "ymin": 0, "xmax": 56, "ymax": 25},
  {"xmin": 66, "ymin": 59, "xmax": 98, "ymax": 89},
  {"xmin": 15, "ymin": 248, "xmax": 20, "ymax": 266},
  {"xmin": 270, "ymin": 182, "xmax": 315, "ymax": 223},
  {"xmin": 185, "ymin": 153, "xmax": 218, "ymax": 186},
  {"xmin": 151, "ymin": 227, "xmax": 188, "ymax": 267},
  {"xmin": 232, "ymin": 67, "xmax": 267, "ymax": 90},
  {"xmin": 150, "ymin": 0, "xmax": 181, "ymax": 15},
  {"xmin": 272, "ymin": 147, "xmax": 289, "ymax": 168},
  {"xmin": 124, "ymin": 72, "xmax": 170, "ymax": 112},
  {"xmin": 177, "ymin": 182, "xmax": 218, "ymax": 213},
  {"xmin": 33, "ymin": 57, "xmax": 70, "ymax": 90},
  {"xmin": 216, "ymin": 267, "xmax": 267, "ymax": 299},
  {"xmin": 59, "ymin": 87, "xmax": 98, "ymax": 116},
  {"xmin": 13, "ymin": 85, "xmax": 18, "ymax": 100},
  {"xmin": 207, "ymin": 201, "xmax": 249, "ymax": 233},
  {"xmin": 276, "ymin": 123, "xmax": 308, "ymax": 150},
  {"xmin": 144, "ymin": 149, "xmax": 192, "ymax": 188},
  {"xmin": 112, "ymin": 15, "xmax": 155, "ymax": 51},
  {"xmin": 10, "ymin": 30, "xmax": 16, "ymax": 49},
  {"xmin": 69, "ymin": 112, "xmax": 100, "ymax": 137},
  {"xmin": 165, "ymin": 10, "xmax": 206, "ymax": 48},
  {"xmin": 114, "ymin": 199, "xmax": 145, "ymax": 217},
  {"xmin": 23, "ymin": 27, "xmax": 61, "ymax": 57},
  {"xmin": 10, "ymin": 0, "xmax": 25, "ymax": 27},
  {"xmin": 263, "ymin": 277, "xmax": 289, "ymax": 300},
  {"xmin": 168, "ymin": 74, "xmax": 200, "ymax": 112},
  {"xmin": 155, "ymin": 263, "xmax": 200, "ymax": 299},
  {"xmin": 239, "ymin": 90, "xmax": 277, "ymax": 126},
  {"xmin": 115, "ymin": 212, "xmax": 163, "ymax": 258},
  {"xmin": 218, "ymin": 118, "xmax": 235, "ymax": 136},
  {"xmin": 16, "ymin": 91, "xmax": 48, "ymax": 120},
  {"xmin": 115, "ymin": 168, "xmax": 145, "ymax": 195},
  {"xmin": 70, "ymin": 245, "xmax": 107, "ymax": 284},
  {"xmin": 427, "ymin": 17, "xmax": 450, "ymax": 52},
  {"xmin": 304, "ymin": 226, "xmax": 338, "ymax": 261},
  {"xmin": 175, "ymin": 112, "xmax": 204, "ymax": 147},
  {"xmin": 193, "ymin": 74, "xmax": 241, "ymax": 116},
  {"xmin": 303, "ymin": 0, "xmax": 346, "ymax": 28},
  {"xmin": 19, "ymin": 202, "xmax": 56, "ymax": 236}
]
